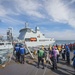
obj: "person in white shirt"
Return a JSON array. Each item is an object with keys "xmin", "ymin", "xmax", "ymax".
[
  {"xmin": 61, "ymin": 45, "xmax": 66, "ymax": 60},
  {"xmin": 55, "ymin": 48, "xmax": 60, "ymax": 63}
]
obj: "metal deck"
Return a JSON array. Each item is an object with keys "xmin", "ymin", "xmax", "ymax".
[{"xmin": 0, "ymin": 52, "xmax": 75, "ymax": 75}]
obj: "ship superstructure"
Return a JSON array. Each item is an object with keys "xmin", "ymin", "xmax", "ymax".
[{"xmin": 18, "ymin": 23, "xmax": 55, "ymax": 47}]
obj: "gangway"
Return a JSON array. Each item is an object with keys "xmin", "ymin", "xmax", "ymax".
[{"xmin": 24, "ymin": 43, "xmax": 34, "ymax": 59}]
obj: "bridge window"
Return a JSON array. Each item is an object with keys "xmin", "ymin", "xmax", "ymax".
[
  {"xmin": 25, "ymin": 38, "xmax": 30, "ymax": 41},
  {"xmin": 0, "ymin": 43, "xmax": 4, "ymax": 45}
]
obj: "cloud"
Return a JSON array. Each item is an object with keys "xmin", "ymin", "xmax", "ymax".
[
  {"xmin": 0, "ymin": 0, "xmax": 75, "ymax": 27},
  {"xmin": 1, "ymin": 16, "xmax": 24, "ymax": 25},
  {"xmin": 44, "ymin": 0, "xmax": 75, "ymax": 28},
  {"xmin": 13, "ymin": 0, "xmax": 44, "ymax": 18},
  {"xmin": 0, "ymin": 28, "xmax": 6, "ymax": 35},
  {"xmin": 0, "ymin": 0, "xmax": 75, "ymax": 40},
  {"xmin": 44, "ymin": 29, "xmax": 75, "ymax": 40},
  {"xmin": 44, "ymin": 0, "xmax": 69, "ymax": 22},
  {"xmin": 0, "ymin": 5, "xmax": 7, "ymax": 17},
  {"xmin": 0, "ymin": 1, "xmax": 24, "ymax": 25},
  {"xmin": 0, "ymin": 0, "xmax": 19, "ymax": 17},
  {"xmin": 38, "ymin": 26, "xmax": 75, "ymax": 40},
  {"xmin": 0, "ymin": 0, "xmax": 45, "ymax": 25}
]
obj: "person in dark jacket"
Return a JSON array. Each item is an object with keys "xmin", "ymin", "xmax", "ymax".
[
  {"xmin": 72, "ymin": 55, "xmax": 75, "ymax": 69},
  {"xmin": 19, "ymin": 45, "xmax": 26, "ymax": 64},
  {"xmin": 15, "ymin": 44, "xmax": 20, "ymax": 62},
  {"xmin": 51, "ymin": 47, "xmax": 57, "ymax": 70},
  {"xmin": 65, "ymin": 45, "xmax": 70, "ymax": 65},
  {"xmin": 72, "ymin": 51, "xmax": 75, "ymax": 75}
]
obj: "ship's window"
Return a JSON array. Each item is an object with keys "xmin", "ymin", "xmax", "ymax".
[
  {"xmin": 39, "ymin": 40, "xmax": 49, "ymax": 41},
  {"xmin": 27, "ymin": 29, "xmax": 31, "ymax": 32},
  {"xmin": 43, "ymin": 34, "xmax": 45, "ymax": 36},
  {"xmin": 6, "ymin": 43, "xmax": 11, "ymax": 45},
  {"xmin": 37, "ymin": 35, "xmax": 40, "ymax": 38},
  {"xmin": 0, "ymin": 43, "xmax": 4, "ymax": 45},
  {"xmin": 25, "ymin": 38, "xmax": 30, "ymax": 41}
]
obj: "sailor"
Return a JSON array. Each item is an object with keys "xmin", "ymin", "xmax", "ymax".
[
  {"xmin": 15, "ymin": 44, "xmax": 20, "ymax": 62},
  {"xmin": 37, "ymin": 47, "xmax": 45, "ymax": 69},
  {"xmin": 55, "ymin": 47, "xmax": 60, "ymax": 63},
  {"xmin": 74, "ymin": 50, "xmax": 75, "ymax": 55},
  {"xmin": 46, "ymin": 49, "xmax": 52, "ymax": 65},
  {"xmin": 72, "ymin": 50, "xmax": 75, "ymax": 74},
  {"xmin": 51, "ymin": 47, "xmax": 57, "ymax": 70},
  {"xmin": 61, "ymin": 45, "xmax": 66, "ymax": 60},
  {"xmin": 65, "ymin": 45, "xmax": 70, "ymax": 65},
  {"xmin": 19, "ymin": 45, "xmax": 26, "ymax": 64}
]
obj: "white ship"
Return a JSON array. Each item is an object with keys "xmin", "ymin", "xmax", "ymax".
[
  {"xmin": 0, "ymin": 41, "xmax": 13, "ymax": 50},
  {"xmin": 18, "ymin": 24, "xmax": 55, "ymax": 47},
  {"xmin": 0, "ymin": 41, "xmax": 13, "ymax": 65},
  {"xmin": 0, "ymin": 29, "xmax": 13, "ymax": 65}
]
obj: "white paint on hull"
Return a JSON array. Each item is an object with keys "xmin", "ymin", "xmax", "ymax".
[{"xmin": 25, "ymin": 41, "xmax": 55, "ymax": 47}]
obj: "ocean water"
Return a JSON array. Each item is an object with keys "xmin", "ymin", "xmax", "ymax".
[{"xmin": 54, "ymin": 40, "xmax": 75, "ymax": 45}]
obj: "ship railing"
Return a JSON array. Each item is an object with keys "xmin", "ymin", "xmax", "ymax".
[{"xmin": 50, "ymin": 38, "xmax": 55, "ymax": 41}]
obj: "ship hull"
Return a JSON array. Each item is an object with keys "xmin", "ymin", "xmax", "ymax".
[
  {"xmin": 25, "ymin": 41, "xmax": 55, "ymax": 47},
  {"xmin": 0, "ymin": 42, "xmax": 13, "ymax": 50}
]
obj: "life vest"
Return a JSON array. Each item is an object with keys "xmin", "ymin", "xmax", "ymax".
[
  {"xmin": 58, "ymin": 46, "xmax": 61, "ymax": 51},
  {"xmin": 38, "ymin": 50, "xmax": 44, "ymax": 57},
  {"xmin": 15, "ymin": 47, "xmax": 20, "ymax": 52},
  {"xmin": 20, "ymin": 48, "xmax": 25, "ymax": 55}
]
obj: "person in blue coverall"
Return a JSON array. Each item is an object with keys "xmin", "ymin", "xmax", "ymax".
[
  {"xmin": 65, "ymin": 45, "xmax": 70, "ymax": 65},
  {"xmin": 15, "ymin": 44, "xmax": 20, "ymax": 62},
  {"xmin": 19, "ymin": 45, "xmax": 26, "ymax": 64}
]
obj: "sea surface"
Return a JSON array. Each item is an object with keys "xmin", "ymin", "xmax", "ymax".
[{"xmin": 54, "ymin": 40, "xmax": 75, "ymax": 45}]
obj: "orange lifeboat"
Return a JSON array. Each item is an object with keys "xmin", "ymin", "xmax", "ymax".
[{"xmin": 30, "ymin": 38, "xmax": 37, "ymax": 41}]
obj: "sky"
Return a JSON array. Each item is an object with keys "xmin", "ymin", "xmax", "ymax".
[{"xmin": 0, "ymin": 0, "xmax": 75, "ymax": 40}]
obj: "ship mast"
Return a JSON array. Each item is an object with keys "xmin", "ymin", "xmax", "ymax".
[{"xmin": 25, "ymin": 22, "xmax": 29, "ymax": 28}]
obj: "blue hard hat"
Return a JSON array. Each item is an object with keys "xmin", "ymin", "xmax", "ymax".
[{"xmin": 15, "ymin": 43, "xmax": 19, "ymax": 47}]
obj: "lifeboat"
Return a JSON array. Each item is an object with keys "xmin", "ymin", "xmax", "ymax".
[{"xmin": 30, "ymin": 38, "xmax": 37, "ymax": 41}]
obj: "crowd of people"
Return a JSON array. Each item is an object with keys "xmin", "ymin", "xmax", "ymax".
[
  {"xmin": 14, "ymin": 43, "xmax": 75, "ymax": 74},
  {"xmin": 37, "ymin": 44, "xmax": 75, "ymax": 73}
]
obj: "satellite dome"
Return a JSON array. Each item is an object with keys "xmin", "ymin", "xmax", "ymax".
[{"xmin": 35, "ymin": 27, "xmax": 39, "ymax": 31}]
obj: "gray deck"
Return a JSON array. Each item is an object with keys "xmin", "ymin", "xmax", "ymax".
[{"xmin": 0, "ymin": 52, "xmax": 75, "ymax": 75}]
